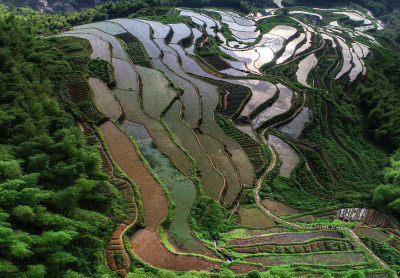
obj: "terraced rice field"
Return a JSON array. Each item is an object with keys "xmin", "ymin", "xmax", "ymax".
[
  {"xmin": 245, "ymin": 252, "xmax": 366, "ymax": 266},
  {"xmin": 112, "ymin": 58, "xmax": 138, "ymax": 91},
  {"xmin": 163, "ymin": 101, "xmax": 224, "ymax": 201},
  {"xmin": 73, "ymin": 21, "xmax": 126, "ymax": 35},
  {"xmin": 296, "ymin": 53, "xmax": 318, "ymax": 87},
  {"xmin": 169, "ymin": 23, "xmax": 191, "ymax": 44},
  {"xmin": 268, "ymin": 135, "xmax": 300, "ymax": 177},
  {"xmin": 122, "ymin": 120, "xmax": 214, "ymax": 256},
  {"xmin": 355, "ymin": 226, "xmax": 390, "ymax": 241},
  {"xmin": 88, "ymin": 78, "xmax": 121, "ymax": 121},
  {"xmin": 136, "ymin": 65, "xmax": 177, "ymax": 119},
  {"xmin": 58, "ymin": 33, "xmax": 111, "ymax": 63},
  {"xmin": 99, "ymin": 121, "xmax": 168, "ymax": 229},
  {"xmin": 152, "ymin": 56, "xmax": 200, "ymax": 128},
  {"xmin": 240, "ymin": 80, "xmax": 277, "ymax": 118},
  {"xmin": 277, "ymin": 33, "xmax": 306, "ymax": 64},
  {"xmin": 237, "ymin": 207, "xmax": 278, "ymax": 228},
  {"xmin": 252, "ymin": 84, "xmax": 293, "ymax": 128},
  {"xmin": 278, "ymin": 107, "xmax": 312, "ymax": 138},
  {"xmin": 67, "ymin": 28, "xmax": 128, "ymax": 60},
  {"xmin": 263, "ymin": 199, "xmax": 299, "ymax": 216},
  {"xmin": 131, "ymin": 229, "xmax": 221, "ymax": 271},
  {"xmin": 113, "ymin": 89, "xmax": 192, "ymax": 176}
]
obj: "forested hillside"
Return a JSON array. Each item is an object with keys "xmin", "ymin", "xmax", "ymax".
[{"xmin": 0, "ymin": 15, "xmax": 124, "ymax": 277}]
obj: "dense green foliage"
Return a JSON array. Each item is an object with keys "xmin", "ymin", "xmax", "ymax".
[
  {"xmin": 373, "ymin": 149, "xmax": 400, "ymax": 217},
  {"xmin": 0, "ymin": 15, "xmax": 123, "ymax": 277}
]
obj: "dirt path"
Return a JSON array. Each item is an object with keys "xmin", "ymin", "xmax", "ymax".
[{"xmin": 254, "ymin": 131, "xmax": 394, "ymax": 274}]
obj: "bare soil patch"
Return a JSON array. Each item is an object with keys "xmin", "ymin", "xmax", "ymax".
[
  {"xmin": 230, "ymin": 263, "xmax": 265, "ymax": 274},
  {"xmin": 131, "ymin": 229, "xmax": 221, "ymax": 271},
  {"xmin": 354, "ymin": 226, "xmax": 389, "ymax": 241},
  {"xmin": 263, "ymin": 199, "xmax": 299, "ymax": 216}
]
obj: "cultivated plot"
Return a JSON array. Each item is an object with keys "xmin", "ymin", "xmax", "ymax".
[{"xmin": 89, "ymin": 78, "xmax": 121, "ymax": 121}]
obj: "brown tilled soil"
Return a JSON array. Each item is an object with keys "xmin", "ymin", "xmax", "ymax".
[
  {"xmin": 354, "ymin": 226, "xmax": 389, "ymax": 242},
  {"xmin": 226, "ymin": 231, "xmax": 343, "ymax": 246},
  {"xmin": 131, "ymin": 229, "xmax": 221, "ymax": 271},
  {"xmin": 99, "ymin": 121, "xmax": 168, "ymax": 230},
  {"xmin": 230, "ymin": 263, "xmax": 265, "ymax": 274},
  {"xmin": 263, "ymin": 199, "xmax": 299, "ymax": 216}
]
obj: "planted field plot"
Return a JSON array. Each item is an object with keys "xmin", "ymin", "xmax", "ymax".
[
  {"xmin": 163, "ymin": 101, "xmax": 224, "ymax": 201},
  {"xmin": 112, "ymin": 58, "xmax": 138, "ymax": 91},
  {"xmin": 136, "ymin": 65, "xmax": 177, "ymax": 119},
  {"xmin": 110, "ymin": 19, "xmax": 161, "ymax": 59},
  {"xmin": 252, "ymin": 84, "xmax": 293, "ymax": 129},
  {"xmin": 136, "ymin": 19, "xmax": 171, "ymax": 39},
  {"xmin": 185, "ymin": 28, "xmax": 202, "ymax": 56},
  {"xmin": 279, "ymin": 107, "xmax": 312, "ymax": 139},
  {"xmin": 268, "ymin": 135, "xmax": 299, "ymax": 178},
  {"xmin": 66, "ymin": 75, "xmax": 90, "ymax": 104},
  {"xmin": 198, "ymin": 133, "xmax": 242, "ymax": 205},
  {"xmin": 216, "ymin": 114, "xmax": 266, "ymax": 172},
  {"xmin": 229, "ymin": 239, "xmax": 354, "ymax": 254},
  {"xmin": 263, "ymin": 199, "xmax": 299, "ymax": 216},
  {"xmin": 236, "ymin": 125, "xmax": 258, "ymax": 141},
  {"xmin": 131, "ymin": 229, "xmax": 221, "ymax": 271},
  {"xmin": 67, "ymin": 28, "xmax": 128, "ymax": 60},
  {"xmin": 88, "ymin": 78, "xmax": 121, "ymax": 121},
  {"xmin": 197, "ymin": 76, "xmax": 251, "ymax": 117},
  {"xmin": 73, "ymin": 21, "xmax": 126, "ymax": 35},
  {"xmin": 245, "ymin": 252, "xmax": 366, "ymax": 266},
  {"xmin": 99, "ymin": 121, "xmax": 168, "ymax": 230},
  {"xmin": 113, "ymin": 89, "xmax": 192, "ymax": 176},
  {"xmin": 237, "ymin": 207, "xmax": 278, "ymax": 229},
  {"xmin": 354, "ymin": 226, "xmax": 389, "ymax": 242},
  {"xmin": 58, "ymin": 33, "xmax": 111, "ymax": 63},
  {"xmin": 122, "ymin": 125, "xmax": 214, "ymax": 256},
  {"xmin": 152, "ymin": 56, "xmax": 200, "ymax": 128},
  {"xmin": 116, "ymin": 34, "xmax": 153, "ymax": 68},
  {"xmin": 169, "ymin": 23, "xmax": 191, "ymax": 44},
  {"xmin": 335, "ymin": 37, "xmax": 353, "ymax": 80},
  {"xmin": 296, "ymin": 53, "xmax": 318, "ymax": 87},
  {"xmin": 227, "ymin": 231, "xmax": 344, "ymax": 246}
]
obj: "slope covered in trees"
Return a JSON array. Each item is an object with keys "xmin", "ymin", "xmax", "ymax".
[{"xmin": 0, "ymin": 15, "xmax": 124, "ymax": 277}]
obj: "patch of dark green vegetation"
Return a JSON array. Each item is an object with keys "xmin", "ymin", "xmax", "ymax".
[
  {"xmin": 0, "ymin": 15, "xmax": 124, "ymax": 277},
  {"xmin": 215, "ymin": 114, "xmax": 267, "ymax": 172},
  {"xmin": 115, "ymin": 32, "xmax": 154, "ymax": 68}
]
